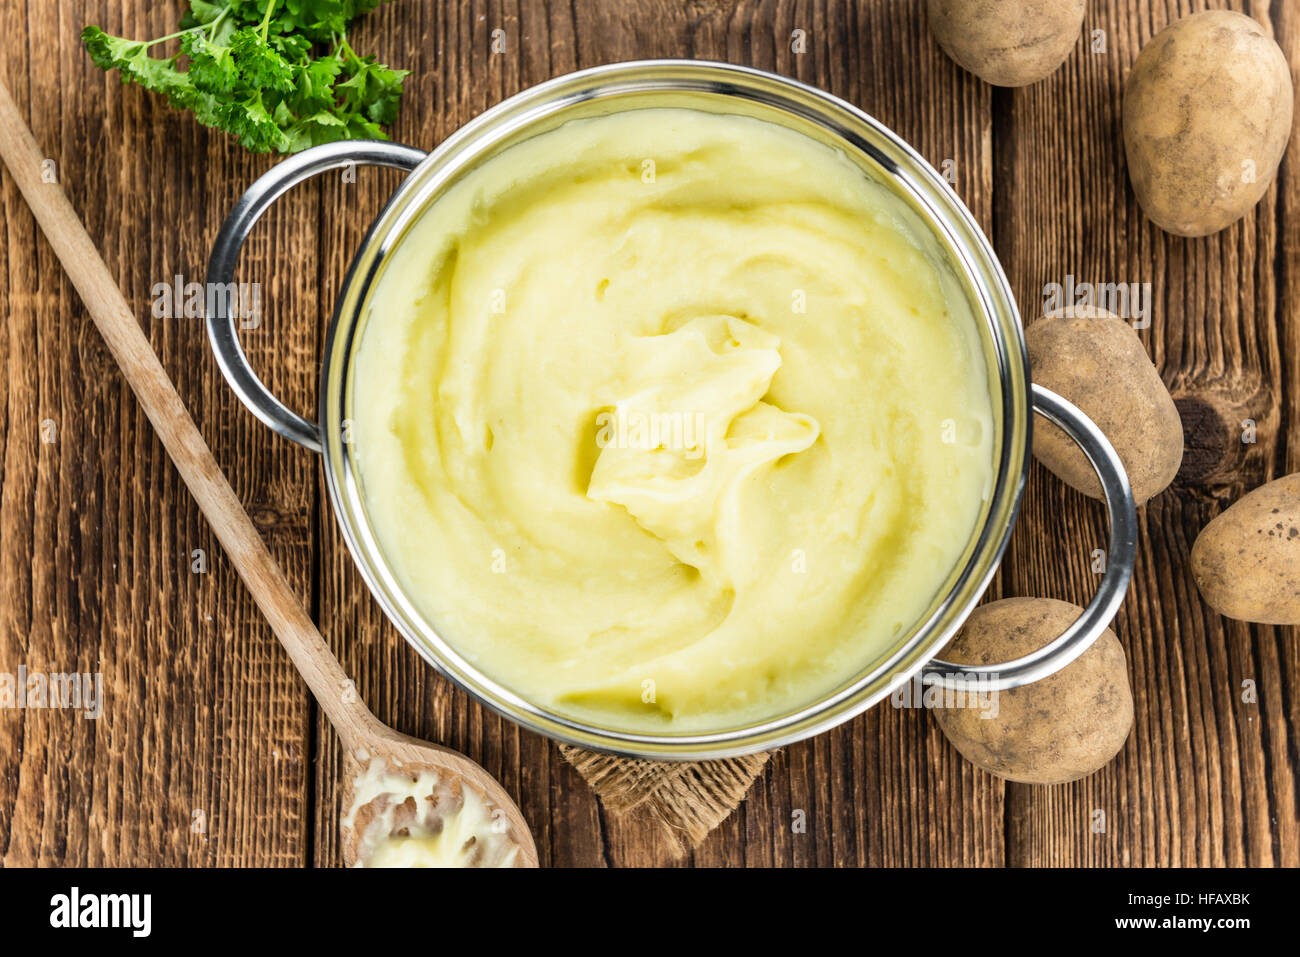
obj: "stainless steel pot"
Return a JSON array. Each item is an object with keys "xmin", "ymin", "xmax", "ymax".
[{"xmin": 206, "ymin": 61, "xmax": 1136, "ymax": 759}]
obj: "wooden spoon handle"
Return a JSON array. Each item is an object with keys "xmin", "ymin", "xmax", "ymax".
[{"xmin": 0, "ymin": 78, "xmax": 375, "ymax": 750}]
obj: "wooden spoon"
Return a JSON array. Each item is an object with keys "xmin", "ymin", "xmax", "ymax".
[{"xmin": 0, "ymin": 78, "xmax": 538, "ymax": 868}]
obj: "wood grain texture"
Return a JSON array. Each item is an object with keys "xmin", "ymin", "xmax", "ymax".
[
  {"xmin": 1, "ymin": 0, "xmax": 319, "ymax": 866},
  {"xmin": 996, "ymin": 0, "xmax": 1299, "ymax": 868},
  {"xmin": 1, "ymin": 0, "xmax": 1296, "ymax": 868}
]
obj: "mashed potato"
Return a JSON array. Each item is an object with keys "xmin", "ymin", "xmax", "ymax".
[{"xmin": 352, "ymin": 108, "xmax": 993, "ymax": 731}]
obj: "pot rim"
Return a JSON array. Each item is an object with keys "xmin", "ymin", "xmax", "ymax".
[{"xmin": 317, "ymin": 59, "xmax": 1032, "ymax": 759}]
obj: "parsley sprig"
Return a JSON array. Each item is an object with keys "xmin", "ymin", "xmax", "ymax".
[{"xmin": 82, "ymin": 1, "xmax": 407, "ymax": 154}]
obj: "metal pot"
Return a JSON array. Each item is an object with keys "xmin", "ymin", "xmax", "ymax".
[{"xmin": 207, "ymin": 61, "xmax": 1136, "ymax": 759}]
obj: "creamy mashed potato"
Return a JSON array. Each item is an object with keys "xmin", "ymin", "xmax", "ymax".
[{"xmin": 352, "ymin": 108, "xmax": 994, "ymax": 731}]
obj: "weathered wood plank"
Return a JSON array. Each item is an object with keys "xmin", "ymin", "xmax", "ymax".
[
  {"xmin": 0, "ymin": 0, "xmax": 320, "ymax": 865},
  {"xmin": 307, "ymin": 0, "xmax": 999, "ymax": 870},
  {"xmin": 996, "ymin": 0, "xmax": 1298, "ymax": 867},
  {"xmin": 1267, "ymin": 0, "xmax": 1300, "ymax": 869}
]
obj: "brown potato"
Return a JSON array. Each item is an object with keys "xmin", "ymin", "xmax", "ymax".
[
  {"xmin": 1123, "ymin": 11, "xmax": 1294, "ymax": 237},
  {"xmin": 933, "ymin": 597, "xmax": 1133, "ymax": 784},
  {"xmin": 1191, "ymin": 473, "xmax": 1300, "ymax": 626},
  {"xmin": 1027, "ymin": 309, "xmax": 1183, "ymax": 506},
  {"xmin": 927, "ymin": 0, "xmax": 1086, "ymax": 87}
]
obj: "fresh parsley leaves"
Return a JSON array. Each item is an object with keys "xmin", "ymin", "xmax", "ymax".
[{"xmin": 82, "ymin": 1, "xmax": 407, "ymax": 153}]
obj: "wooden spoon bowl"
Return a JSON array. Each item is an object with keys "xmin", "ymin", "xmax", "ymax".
[{"xmin": 338, "ymin": 720, "xmax": 539, "ymax": 868}]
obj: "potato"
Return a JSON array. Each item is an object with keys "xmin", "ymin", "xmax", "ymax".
[
  {"xmin": 1123, "ymin": 11, "xmax": 1294, "ymax": 237},
  {"xmin": 1026, "ymin": 309, "xmax": 1182, "ymax": 506},
  {"xmin": 927, "ymin": 0, "xmax": 1086, "ymax": 87},
  {"xmin": 1191, "ymin": 473, "xmax": 1300, "ymax": 625},
  {"xmin": 933, "ymin": 597, "xmax": 1133, "ymax": 784}
]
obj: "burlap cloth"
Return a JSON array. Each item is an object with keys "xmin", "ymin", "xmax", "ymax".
[{"xmin": 560, "ymin": 745, "xmax": 770, "ymax": 853}]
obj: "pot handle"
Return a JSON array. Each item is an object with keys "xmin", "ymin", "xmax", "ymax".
[
  {"xmin": 921, "ymin": 383, "xmax": 1138, "ymax": 691},
  {"xmin": 206, "ymin": 140, "xmax": 428, "ymax": 453}
]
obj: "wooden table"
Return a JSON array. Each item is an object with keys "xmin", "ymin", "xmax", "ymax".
[{"xmin": 1, "ymin": 0, "xmax": 1296, "ymax": 868}]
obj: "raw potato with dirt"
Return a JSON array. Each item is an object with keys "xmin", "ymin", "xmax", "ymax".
[
  {"xmin": 933, "ymin": 598, "xmax": 1134, "ymax": 784},
  {"xmin": 927, "ymin": 0, "xmax": 1086, "ymax": 86},
  {"xmin": 1026, "ymin": 308, "xmax": 1183, "ymax": 507},
  {"xmin": 1191, "ymin": 473, "xmax": 1300, "ymax": 626},
  {"xmin": 1123, "ymin": 10, "xmax": 1294, "ymax": 237}
]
